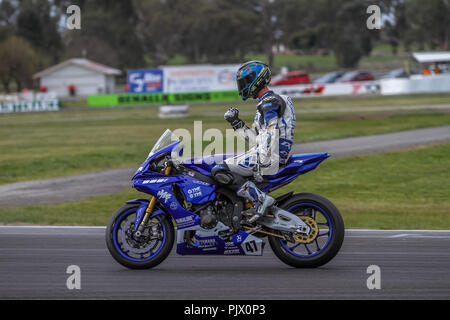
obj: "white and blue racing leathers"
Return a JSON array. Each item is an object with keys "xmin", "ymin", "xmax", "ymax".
[{"xmin": 225, "ymin": 90, "xmax": 296, "ymax": 177}]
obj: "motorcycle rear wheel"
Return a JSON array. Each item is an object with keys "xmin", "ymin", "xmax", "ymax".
[{"xmin": 268, "ymin": 193, "xmax": 344, "ymax": 268}]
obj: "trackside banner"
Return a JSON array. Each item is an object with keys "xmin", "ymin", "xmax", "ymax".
[
  {"xmin": 0, "ymin": 99, "xmax": 60, "ymax": 113},
  {"xmin": 272, "ymin": 81, "xmax": 381, "ymax": 98},
  {"xmin": 162, "ymin": 65, "xmax": 240, "ymax": 93},
  {"xmin": 88, "ymin": 90, "xmax": 240, "ymax": 107},
  {"xmin": 127, "ymin": 69, "xmax": 164, "ymax": 93},
  {"xmin": 127, "ymin": 65, "xmax": 239, "ymax": 94}
]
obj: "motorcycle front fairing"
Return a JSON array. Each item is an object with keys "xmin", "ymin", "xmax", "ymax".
[
  {"xmin": 132, "ymin": 140, "xmax": 213, "ymax": 225},
  {"xmin": 133, "ymin": 172, "xmax": 264, "ymax": 256},
  {"xmin": 130, "ymin": 139, "xmax": 265, "ymax": 256}
]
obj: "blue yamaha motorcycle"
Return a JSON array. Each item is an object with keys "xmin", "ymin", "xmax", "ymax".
[{"xmin": 106, "ymin": 129, "xmax": 344, "ymax": 269}]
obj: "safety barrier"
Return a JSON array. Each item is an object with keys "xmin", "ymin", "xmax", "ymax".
[
  {"xmin": 87, "ymin": 75, "xmax": 450, "ymax": 108},
  {"xmin": 88, "ymin": 90, "xmax": 240, "ymax": 107},
  {"xmin": 380, "ymin": 74, "xmax": 450, "ymax": 95},
  {"xmin": 272, "ymin": 81, "xmax": 380, "ymax": 98},
  {"xmin": 0, "ymin": 99, "xmax": 60, "ymax": 113},
  {"xmin": 159, "ymin": 105, "xmax": 189, "ymax": 118}
]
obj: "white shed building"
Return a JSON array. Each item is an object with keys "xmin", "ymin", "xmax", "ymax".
[{"xmin": 33, "ymin": 58, "xmax": 122, "ymax": 98}]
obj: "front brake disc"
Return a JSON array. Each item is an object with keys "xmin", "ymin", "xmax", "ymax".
[{"xmin": 120, "ymin": 220, "xmax": 158, "ymax": 254}]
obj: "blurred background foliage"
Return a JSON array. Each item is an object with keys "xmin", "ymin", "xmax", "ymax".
[{"xmin": 0, "ymin": 0, "xmax": 449, "ymax": 91}]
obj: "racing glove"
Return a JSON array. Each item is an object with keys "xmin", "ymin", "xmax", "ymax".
[{"xmin": 224, "ymin": 107, "xmax": 244, "ymax": 130}]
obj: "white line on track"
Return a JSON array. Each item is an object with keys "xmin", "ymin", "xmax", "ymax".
[
  {"xmin": 388, "ymin": 233, "xmax": 411, "ymax": 238},
  {"xmin": 0, "ymin": 225, "xmax": 106, "ymax": 229},
  {"xmin": 1, "ymin": 226, "xmax": 449, "ymax": 239},
  {"xmin": 0, "ymin": 226, "xmax": 449, "ymax": 231}
]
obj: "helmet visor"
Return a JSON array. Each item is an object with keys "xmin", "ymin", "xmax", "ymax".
[{"xmin": 237, "ymin": 71, "xmax": 256, "ymax": 98}]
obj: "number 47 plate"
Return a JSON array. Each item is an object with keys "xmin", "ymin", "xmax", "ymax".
[{"xmin": 241, "ymin": 234, "xmax": 263, "ymax": 256}]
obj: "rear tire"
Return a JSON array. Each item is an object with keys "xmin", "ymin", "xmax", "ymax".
[{"xmin": 268, "ymin": 193, "xmax": 344, "ymax": 268}]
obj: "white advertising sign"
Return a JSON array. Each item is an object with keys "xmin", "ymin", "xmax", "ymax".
[
  {"xmin": 380, "ymin": 74, "xmax": 450, "ymax": 95},
  {"xmin": 272, "ymin": 81, "xmax": 380, "ymax": 98},
  {"xmin": 162, "ymin": 64, "xmax": 240, "ymax": 93},
  {"xmin": 0, "ymin": 99, "xmax": 60, "ymax": 113}
]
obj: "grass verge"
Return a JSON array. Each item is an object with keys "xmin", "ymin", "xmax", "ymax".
[
  {"xmin": 1, "ymin": 94, "xmax": 450, "ymax": 184},
  {"xmin": 245, "ymin": 52, "xmax": 405, "ymax": 73},
  {"xmin": 0, "ymin": 143, "xmax": 448, "ymax": 229}
]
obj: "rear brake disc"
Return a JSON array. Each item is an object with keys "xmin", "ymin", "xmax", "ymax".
[{"xmin": 293, "ymin": 216, "xmax": 319, "ymax": 244}]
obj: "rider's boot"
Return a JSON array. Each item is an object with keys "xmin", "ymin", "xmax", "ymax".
[{"xmin": 236, "ymin": 181, "xmax": 275, "ymax": 223}]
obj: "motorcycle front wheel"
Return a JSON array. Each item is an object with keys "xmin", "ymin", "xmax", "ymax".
[
  {"xmin": 268, "ymin": 193, "xmax": 344, "ymax": 268},
  {"xmin": 105, "ymin": 204, "xmax": 174, "ymax": 269}
]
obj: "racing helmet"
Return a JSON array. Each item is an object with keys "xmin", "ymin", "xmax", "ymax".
[{"xmin": 236, "ymin": 61, "xmax": 271, "ymax": 100}]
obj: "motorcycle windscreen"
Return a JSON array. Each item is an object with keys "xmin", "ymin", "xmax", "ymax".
[{"xmin": 148, "ymin": 129, "xmax": 180, "ymax": 158}]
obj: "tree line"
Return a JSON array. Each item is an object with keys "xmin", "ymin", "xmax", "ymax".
[{"xmin": 0, "ymin": 0, "xmax": 449, "ymax": 92}]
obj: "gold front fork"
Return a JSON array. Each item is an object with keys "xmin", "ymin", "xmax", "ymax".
[{"xmin": 138, "ymin": 165, "xmax": 172, "ymax": 230}]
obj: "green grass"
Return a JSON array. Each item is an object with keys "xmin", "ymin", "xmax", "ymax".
[
  {"xmin": 246, "ymin": 54, "xmax": 338, "ymax": 73},
  {"xmin": 190, "ymin": 93, "xmax": 450, "ymax": 114},
  {"xmin": 66, "ymin": 93, "xmax": 450, "ymax": 114},
  {"xmin": 246, "ymin": 52, "xmax": 406, "ymax": 73},
  {"xmin": 277, "ymin": 143, "xmax": 450, "ymax": 230},
  {"xmin": 291, "ymin": 93, "xmax": 450, "ymax": 110},
  {"xmin": 0, "ymin": 188, "xmax": 143, "ymax": 226},
  {"xmin": 0, "ymin": 143, "xmax": 448, "ymax": 229},
  {"xmin": 1, "ymin": 95, "xmax": 450, "ymax": 184},
  {"xmin": 141, "ymin": 48, "xmax": 408, "ymax": 73},
  {"xmin": 289, "ymin": 112, "xmax": 450, "ymax": 142},
  {"xmin": 60, "ymin": 99, "xmax": 89, "ymax": 109}
]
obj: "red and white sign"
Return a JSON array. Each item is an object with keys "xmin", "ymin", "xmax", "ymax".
[{"xmin": 272, "ymin": 81, "xmax": 380, "ymax": 98}]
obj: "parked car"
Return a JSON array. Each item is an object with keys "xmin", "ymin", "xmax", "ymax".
[
  {"xmin": 381, "ymin": 68, "xmax": 418, "ymax": 79},
  {"xmin": 271, "ymin": 71, "xmax": 310, "ymax": 85},
  {"xmin": 337, "ymin": 70, "xmax": 375, "ymax": 82},
  {"xmin": 312, "ymin": 71, "xmax": 346, "ymax": 84}
]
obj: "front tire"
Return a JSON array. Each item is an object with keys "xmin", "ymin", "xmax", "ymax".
[
  {"xmin": 105, "ymin": 204, "xmax": 175, "ymax": 269},
  {"xmin": 268, "ymin": 193, "xmax": 344, "ymax": 268}
]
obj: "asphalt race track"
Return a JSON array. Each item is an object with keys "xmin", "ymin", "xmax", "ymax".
[{"xmin": 0, "ymin": 226, "xmax": 449, "ymax": 300}]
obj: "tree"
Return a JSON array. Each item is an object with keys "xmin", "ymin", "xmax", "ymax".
[
  {"xmin": 277, "ymin": 0, "xmax": 337, "ymax": 53},
  {"xmin": 275, "ymin": 0, "xmax": 376, "ymax": 68},
  {"xmin": 249, "ymin": 0, "xmax": 279, "ymax": 67},
  {"xmin": 133, "ymin": 0, "xmax": 196, "ymax": 66},
  {"xmin": 404, "ymin": 0, "xmax": 450, "ymax": 50},
  {"xmin": 133, "ymin": 0, "xmax": 260, "ymax": 65},
  {"xmin": 180, "ymin": 0, "xmax": 260, "ymax": 64},
  {"xmin": 380, "ymin": 0, "xmax": 408, "ymax": 54},
  {"xmin": 0, "ymin": 0, "xmax": 17, "ymax": 42},
  {"xmin": 333, "ymin": 0, "xmax": 375, "ymax": 68},
  {"xmin": 16, "ymin": 0, "xmax": 63, "ymax": 63},
  {"xmin": 60, "ymin": 0, "xmax": 144, "ymax": 69},
  {"xmin": 0, "ymin": 36, "xmax": 36, "ymax": 92}
]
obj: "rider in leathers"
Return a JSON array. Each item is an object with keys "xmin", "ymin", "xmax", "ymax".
[{"xmin": 212, "ymin": 61, "xmax": 296, "ymax": 223}]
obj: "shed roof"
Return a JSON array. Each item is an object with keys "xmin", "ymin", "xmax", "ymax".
[
  {"xmin": 412, "ymin": 51, "xmax": 450, "ymax": 63},
  {"xmin": 33, "ymin": 58, "xmax": 122, "ymax": 79}
]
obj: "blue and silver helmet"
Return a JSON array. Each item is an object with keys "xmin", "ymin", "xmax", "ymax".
[{"xmin": 236, "ymin": 61, "xmax": 271, "ymax": 100}]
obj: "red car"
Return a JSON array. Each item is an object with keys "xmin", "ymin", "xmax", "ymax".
[
  {"xmin": 337, "ymin": 70, "xmax": 375, "ymax": 82},
  {"xmin": 271, "ymin": 71, "xmax": 311, "ymax": 85}
]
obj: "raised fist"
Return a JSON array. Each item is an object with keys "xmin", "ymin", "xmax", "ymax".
[
  {"xmin": 224, "ymin": 107, "xmax": 240, "ymax": 123},
  {"xmin": 224, "ymin": 107, "xmax": 244, "ymax": 130}
]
